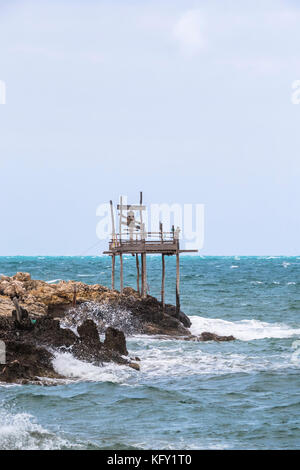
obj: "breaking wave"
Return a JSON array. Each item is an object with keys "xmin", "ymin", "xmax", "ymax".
[
  {"xmin": 52, "ymin": 351, "xmax": 133, "ymax": 383},
  {"xmin": 0, "ymin": 408, "xmax": 75, "ymax": 450},
  {"xmin": 189, "ymin": 316, "xmax": 300, "ymax": 341}
]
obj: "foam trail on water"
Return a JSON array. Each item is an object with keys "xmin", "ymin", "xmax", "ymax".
[
  {"xmin": 126, "ymin": 337, "xmax": 298, "ymax": 378},
  {"xmin": 189, "ymin": 316, "xmax": 300, "ymax": 341}
]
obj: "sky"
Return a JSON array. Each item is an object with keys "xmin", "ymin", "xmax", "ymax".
[{"xmin": 0, "ymin": 0, "xmax": 299, "ymax": 256}]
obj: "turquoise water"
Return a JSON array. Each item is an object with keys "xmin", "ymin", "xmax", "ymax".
[{"xmin": 0, "ymin": 256, "xmax": 300, "ymax": 449}]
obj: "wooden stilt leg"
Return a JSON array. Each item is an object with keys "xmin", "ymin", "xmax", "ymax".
[
  {"xmin": 141, "ymin": 253, "xmax": 144, "ymax": 297},
  {"xmin": 143, "ymin": 253, "xmax": 147, "ymax": 298},
  {"xmin": 112, "ymin": 254, "xmax": 115, "ymax": 290},
  {"xmin": 141, "ymin": 253, "xmax": 147, "ymax": 298},
  {"xmin": 176, "ymin": 253, "xmax": 180, "ymax": 314},
  {"xmin": 161, "ymin": 254, "xmax": 165, "ymax": 312},
  {"xmin": 136, "ymin": 254, "xmax": 140, "ymax": 295},
  {"xmin": 120, "ymin": 254, "xmax": 123, "ymax": 293}
]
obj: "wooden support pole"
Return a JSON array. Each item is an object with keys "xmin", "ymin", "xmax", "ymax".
[
  {"xmin": 139, "ymin": 191, "xmax": 143, "ymax": 240},
  {"xmin": 13, "ymin": 297, "xmax": 22, "ymax": 323},
  {"xmin": 112, "ymin": 254, "xmax": 115, "ymax": 290},
  {"xmin": 141, "ymin": 253, "xmax": 147, "ymax": 298},
  {"xmin": 136, "ymin": 254, "xmax": 140, "ymax": 295},
  {"xmin": 176, "ymin": 253, "xmax": 180, "ymax": 314},
  {"xmin": 72, "ymin": 285, "xmax": 77, "ymax": 307},
  {"xmin": 119, "ymin": 196, "xmax": 123, "ymax": 243},
  {"xmin": 110, "ymin": 200, "xmax": 116, "ymax": 244},
  {"xmin": 144, "ymin": 253, "xmax": 147, "ymax": 297},
  {"xmin": 161, "ymin": 254, "xmax": 165, "ymax": 312},
  {"xmin": 141, "ymin": 253, "xmax": 144, "ymax": 297},
  {"xmin": 120, "ymin": 253, "xmax": 123, "ymax": 293}
]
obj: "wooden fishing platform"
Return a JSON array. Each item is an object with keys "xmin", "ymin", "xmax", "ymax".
[{"xmin": 103, "ymin": 192, "xmax": 197, "ymax": 313}]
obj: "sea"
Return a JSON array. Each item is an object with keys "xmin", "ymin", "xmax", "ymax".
[{"xmin": 0, "ymin": 256, "xmax": 299, "ymax": 450}]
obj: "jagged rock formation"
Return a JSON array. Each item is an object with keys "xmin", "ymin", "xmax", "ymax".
[
  {"xmin": 0, "ymin": 273, "xmax": 235, "ymax": 385},
  {"xmin": 0, "ymin": 273, "xmax": 191, "ymax": 336},
  {"xmin": 0, "ymin": 316, "xmax": 138, "ymax": 384}
]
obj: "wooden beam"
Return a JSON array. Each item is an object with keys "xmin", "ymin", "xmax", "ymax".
[
  {"xmin": 110, "ymin": 200, "xmax": 116, "ymax": 242},
  {"xmin": 12, "ymin": 297, "xmax": 22, "ymax": 323},
  {"xmin": 120, "ymin": 253, "xmax": 123, "ymax": 293},
  {"xmin": 144, "ymin": 253, "xmax": 147, "ymax": 297},
  {"xmin": 112, "ymin": 254, "xmax": 115, "ymax": 290},
  {"xmin": 72, "ymin": 285, "xmax": 77, "ymax": 307},
  {"xmin": 141, "ymin": 253, "xmax": 147, "ymax": 298},
  {"xmin": 117, "ymin": 204, "xmax": 146, "ymax": 211},
  {"xmin": 161, "ymin": 254, "xmax": 165, "ymax": 312},
  {"xmin": 176, "ymin": 253, "xmax": 180, "ymax": 314},
  {"xmin": 119, "ymin": 196, "xmax": 123, "ymax": 243},
  {"xmin": 136, "ymin": 254, "xmax": 140, "ymax": 295},
  {"xmin": 140, "ymin": 192, "xmax": 144, "ymax": 241},
  {"xmin": 141, "ymin": 252, "xmax": 144, "ymax": 297}
]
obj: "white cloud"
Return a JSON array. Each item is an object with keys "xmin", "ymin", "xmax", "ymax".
[{"xmin": 173, "ymin": 9, "xmax": 204, "ymax": 56}]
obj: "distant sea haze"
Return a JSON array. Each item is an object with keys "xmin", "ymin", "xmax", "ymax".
[{"xmin": 0, "ymin": 256, "xmax": 299, "ymax": 449}]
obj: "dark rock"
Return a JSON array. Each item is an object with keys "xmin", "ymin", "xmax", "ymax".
[
  {"xmin": 104, "ymin": 327, "xmax": 128, "ymax": 356},
  {"xmin": 198, "ymin": 332, "xmax": 235, "ymax": 342},
  {"xmin": 78, "ymin": 319, "xmax": 100, "ymax": 344},
  {"xmin": 33, "ymin": 316, "xmax": 77, "ymax": 348},
  {"xmin": 128, "ymin": 362, "xmax": 140, "ymax": 371},
  {"xmin": 0, "ymin": 341, "xmax": 61, "ymax": 384}
]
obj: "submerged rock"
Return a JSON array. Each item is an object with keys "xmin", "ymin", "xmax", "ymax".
[{"xmin": 184, "ymin": 332, "xmax": 236, "ymax": 342}]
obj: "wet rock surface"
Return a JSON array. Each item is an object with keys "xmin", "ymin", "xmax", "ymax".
[
  {"xmin": 196, "ymin": 332, "xmax": 235, "ymax": 342},
  {"xmin": 104, "ymin": 327, "xmax": 128, "ymax": 356},
  {"xmin": 0, "ymin": 316, "xmax": 136, "ymax": 384},
  {"xmin": 0, "ymin": 273, "xmax": 236, "ymax": 384},
  {"xmin": 0, "ymin": 273, "xmax": 191, "ymax": 336}
]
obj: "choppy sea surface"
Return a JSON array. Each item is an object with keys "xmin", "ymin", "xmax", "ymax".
[{"xmin": 0, "ymin": 256, "xmax": 299, "ymax": 450}]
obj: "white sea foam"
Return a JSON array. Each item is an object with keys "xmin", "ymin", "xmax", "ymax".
[
  {"xmin": 189, "ymin": 316, "xmax": 300, "ymax": 341},
  {"xmin": 126, "ymin": 336, "xmax": 298, "ymax": 378},
  {"xmin": 52, "ymin": 352, "xmax": 132, "ymax": 383},
  {"xmin": 0, "ymin": 409, "xmax": 74, "ymax": 450},
  {"xmin": 46, "ymin": 279, "xmax": 63, "ymax": 284},
  {"xmin": 77, "ymin": 274, "xmax": 96, "ymax": 277}
]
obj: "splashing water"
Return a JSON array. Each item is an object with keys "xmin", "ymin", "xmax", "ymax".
[
  {"xmin": 0, "ymin": 408, "xmax": 76, "ymax": 450},
  {"xmin": 61, "ymin": 301, "xmax": 142, "ymax": 335}
]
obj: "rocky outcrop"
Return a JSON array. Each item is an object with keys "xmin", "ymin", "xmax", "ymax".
[
  {"xmin": 0, "ymin": 273, "xmax": 191, "ymax": 336},
  {"xmin": 0, "ymin": 315, "xmax": 139, "ymax": 384},
  {"xmin": 0, "ymin": 273, "xmax": 236, "ymax": 384}
]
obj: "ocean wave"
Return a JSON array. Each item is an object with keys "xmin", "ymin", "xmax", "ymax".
[
  {"xmin": 0, "ymin": 408, "xmax": 75, "ymax": 450},
  {"xmin": 52, "ymin": 352, "xmax": 133, "ymax": 383},
  {"xmin": 126, "ymin": 337, "xmax": 298, "ymax": 378},
  {"xmin": 189, "ymin": 316, "xmax": 300, "ymax": 341},
  {"xmin": 51, "ymin": 342, "xmax": 296, "ymax": 384}
]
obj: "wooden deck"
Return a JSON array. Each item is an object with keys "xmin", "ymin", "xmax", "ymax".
[{"xmin": 104, "ymin": 239, "xmax": 179, "ymax": 255}]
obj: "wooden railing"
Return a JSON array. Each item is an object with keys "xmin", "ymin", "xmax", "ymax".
[{"xmin": 110, "ymin": 230, "xmax": 179, "ymax": 246}]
